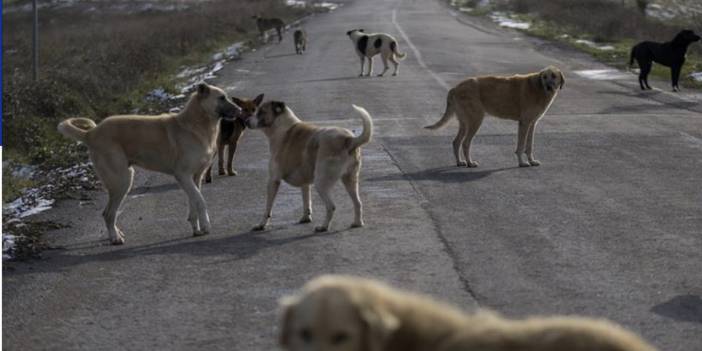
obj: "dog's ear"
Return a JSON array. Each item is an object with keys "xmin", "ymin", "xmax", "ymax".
[
  {"xmin": 254, "ymin": 94, "xmax": 265, "ymax": 106},
  {"xmin": 272, "ymin": 101, "xmax": 286, "ymax": 115},
  {"xmin": 197, "ymin": 83, "xmax": 210, "ymax": 98},
  {"xmin": 278, "ymin": 295, "xmax": 299, "ymax": 347},
  {"xmin": 357, "ymin": 300, "xmax": 400, "ymax": 351},
  {"xmin": 347, "ymin": 30, "xmax": 353, "ymax": 35},
  {"xmin": 558, "ymin": 70, "xmax": 565, "ymax": 90},
  {"xmin": 359, "ymin": 29, "xmax": 365, "ymax": 33},
  {"xmin": 230, "ymin": 96, "xmax": 244, "ymax": 107}
]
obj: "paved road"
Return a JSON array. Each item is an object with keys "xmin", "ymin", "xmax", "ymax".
[{"xmin": 4, "ymin": 0, "xmax": 702, "ymax": 350}]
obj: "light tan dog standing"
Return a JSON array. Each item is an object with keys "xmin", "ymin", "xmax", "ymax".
[
  {"xmin": 425, "ymin": 66, "xmax": 565, "ymax": 168},
  {"xmin": 242, "ymin": 101, "xmax": 373, "ymax": 232},
  {"xmin": 279, "ymin": 275, "xmax": 657, "ymax": 351},
  {"xmin": 57, "ymin": 83, "xmax": 241, "ymax": 244}
]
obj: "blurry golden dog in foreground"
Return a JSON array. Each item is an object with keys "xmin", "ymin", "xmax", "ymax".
[{"xmin": 279, "ymin": 275, "xmax": 656, "ymax": 351}]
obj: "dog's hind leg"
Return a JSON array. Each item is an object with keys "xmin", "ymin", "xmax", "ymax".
[
  {"xmin": 367, "ymin": 56, "xmax": 374, "ymax": 77},
  {"xmin": 93, "ymin": 153, "xmax": 133, "ymax": 245},
  {"xmin": 176, "ymin": 174, "xmax": 210, "ymax": 236},
  {"xmin": 359, "ymin": 56, "xmax": 366, "ymax": 77},
  {"xmin": 253, "ymin": 178, "xmax": 281, "ymax": 231},
  {"xmin": 453, "ymin": 121, "xmax": 468, "ymax": 167},
  {"xmin": 299, "ymin": 185, "xmax": 312, "ymax": 224},
  {"xmin": 217, "ymin": 141, "xmax": 226, "ymax": 176},
  {"xmin": 378, "ymin": 54, "xmax": 390, "ymax": 77},
  {"xmin": 226, "ymin": 128, "xmax": 243, "ymax": 176},
  {"xmin": 461, "ymin": 114, "xmax": 484, "ymax": 168},
  {"xmin": 516, "ymin": 120, "xmax": 531, "ymax": 167},
  {"xmin": 342, "ymin": 162, "xmax": 363, "ymax": 228},
  {"xmin": 525, "ymin": 121, "xmax": 540, "ymax": 166},
  {"xmin": 313, "ymin": 161, "xmax": 344, "ymax": 232},
  {"xmin": 639, "ymin": 61, "xmax": 653, "ymax": 90},
  {"xmin": 390, "ymin": 54, "xmax": 400, "ymax": 76}
]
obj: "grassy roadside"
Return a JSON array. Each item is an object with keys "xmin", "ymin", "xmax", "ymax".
[{"xmin": 449, "ymin": 0, "xmax": 702, "ymax": 89}]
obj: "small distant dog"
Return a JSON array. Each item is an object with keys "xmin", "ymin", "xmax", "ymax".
[
  {"xmin": 346, "ymin": 29, "xmax": 407, "ymax": 77},
  {"xmin": 252, "ymin": 15, "xmax": 285, "ymax": 42},
  {"xmin": 294, "ymin": 29, "xmax": 307, "ymax": 54},
  {"xmin": 242, "ymin": 102, "xmax": 373, "ymax": 232},
  {"xmin": 630, "ymin": 29, "xmax": 700, "ymax": 91},
  {"xmin": 57, "ymin": 84, "xmax": 241, "ymax": 244},
  {"xmin": 280, "ymin": 275, "xmax": 658, "ymax": 351},
  {"xmin": 425, "ymin": 66, "xmax": 565, "ymax": 168},
  {"xmin": 205, "ymin": 93, "xmax": 264, "ymax": 183}
]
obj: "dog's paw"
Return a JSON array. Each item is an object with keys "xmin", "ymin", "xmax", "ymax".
[
  {"xmin": 392, "ymin": 73, "xmax": 398, "ymax": 76},
  {"xmin": 466, "ymin": 161, "xmax": 479, "ymax": 168},
  {"xmin": 252, "ymin": 224, "xmax": 267, "ymax": 232},
  {"xmin": 314, "ymin": 226, "xmax": 328, "ymax": 233},
  {"xmin": 350, "ymin": 221, "xmax": 364, "ymax": 228},
  {"xmin": 457, "ymin": 161, "xmax": 468, "ymax": 167},
  {"xmin": 218, "ymin": 169, "xmax": 226, "ymax": 176},
  {"xmin": 193, "ymin": 229, "xmax": 209, "ymax": 237},
  {"xmin": 110, "ymin": 236, "xmax": 125, "ymax": 245},
  {"xmin": 298, "ymin": 216, "xmax": 312, "ymax": 224},
  {"xmin": 358, "ymin": 73, "xmax": 365, "ymax": 77},
  {"xmin": 227, "ymin": 170, "xmax": 238, "ymax": 176},
  {"xmin": 519, "ymin": 162, "xmax": 531, "ymax": 168},
  {"xmin": 528, "ymin": 159, "xmax": 541, "ymax": 166}
]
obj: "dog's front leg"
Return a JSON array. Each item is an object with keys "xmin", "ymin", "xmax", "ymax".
[
  {"xmin": 253, "ymin": 178, "xmax": 281, "ymax": 231},
  {"xmin": 671, "ymin": 65, "xmax": 682, "ymax": 92},
  {"xmin": 516, "ymin": 120, "xmax": 531, "ymax": 167},
  {"xmin": 299, "ymin": 185, "xmax": 312, "ymax": 224},
  {"xmin": 525, "ymin": 122, "xmax": 540, "ymax": 166},
  {"xmin": 177, "ymin": 174, "xmax": 210, "ymax": 236},
  {"xmin": 359, "ymin": 56, "xmax": 365, "ymax": 77},
  {"xmin": 367, "ymin": 56, "xmax": 374, "ymax": 77}
]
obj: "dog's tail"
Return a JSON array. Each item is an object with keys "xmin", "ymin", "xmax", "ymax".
[
  {"xmin": 349, "ymin": 105, "xmax": 373, "ymax": 151},
  {"xmin": 629, "ymin": 46, "xmax": 636, "ymax": 68},
  {"xmin": 57, "ymin": 117, "xmax": 97, "ymax": 144},
  {"xmin": 390, "ymin": 41, "xmax": 407, "ymax": 61},
  {"xmin": 424, "ymin": 89, "xmax": 455, "ymax": 130}
]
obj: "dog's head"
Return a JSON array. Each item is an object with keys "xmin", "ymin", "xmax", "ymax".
[
  {"xmin": 673, "ymin": 29, "xmax": 701, "ymax": 46},
  {"xmin": 539, "ymin": 66, "xmax": 565, "ymax": 93},
  {"xmin": 195, "ymin": 83, "xmax": 242, "ymax": 121},
  {"xmin": 244, "ymin": 100, "xmax": 287, "ymax": 129},
  {"xmin": 231, "ymin": 94, "xmax": 264, "ymax": 126},
  {"xmin": 346, "ymin": 29, "xmax": 365, "ymax": 36},
  {"xmin": 280, "ymin": 276, "xmax": 400, "ymax": 351}
]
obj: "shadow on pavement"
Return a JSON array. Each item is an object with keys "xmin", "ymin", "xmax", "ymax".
[
  {"xmin": 368, "ymin": 166, "xmax": 516, "ymax": 184},
  {"xmin": 651, "ymin": 294, "xmax": 702, "ymax": 324}
]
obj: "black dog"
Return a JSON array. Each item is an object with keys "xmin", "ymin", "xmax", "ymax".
[{"xmin": 630, "ymin": 29, "xmax": 700, "ymax": 91}]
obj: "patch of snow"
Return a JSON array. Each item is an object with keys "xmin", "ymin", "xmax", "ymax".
[
  {"xmin": 490, "ymin": 12, "xmax": 530, "ymax": 30},
  {"xmin": 690, "ymin": 72, "xmax": 702, "ymax": 82},
  {"xmin": 574, "ymin": 69, "xmax": 631, "ymax": 80},
  {"xmin": 3, "ymin": 234, "xmax": 17, "ymax": 261},
  {"xmin": 11, "ymin": 165, "xmax": 38, "ymax": 180},
  {"xmin": 175, "ymin": 41, "xmax": 247, "ymax": 95},
  {"xmin": 459, "ymin": 7, "xmax": 473, "ymax": 12},
  {"xmin": 575, "ymin": 39, "xmax": 615, "ymax": 51}
]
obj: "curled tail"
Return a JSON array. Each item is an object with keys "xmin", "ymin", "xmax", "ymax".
[
  {"xmin": 57, "ymin": 117, "xmax": 97, "ymax": 144},
  {"xmin": 390, "ymin": 41, "xmax": 407, "ymax": 61},
  {"xmin": 349, "ymin": 104, "xmax": 373, "ymax": 151},
  {"xmin": 424, "ymin": 89, "xmax": 455, "ymax": 130}
]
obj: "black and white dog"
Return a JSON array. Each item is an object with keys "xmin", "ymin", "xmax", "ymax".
[
  {"xmin": 346, "ymin": 29, "xmax": 407, "ymax": 77},
  {"xmin": 630, "ymin": 29, "xmax": 700, "ymax": 92}
]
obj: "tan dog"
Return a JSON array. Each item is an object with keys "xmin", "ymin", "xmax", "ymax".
[
  {"xmin": 57, "ymin": 83, "xmax": 241, "ymax": 244},
  {"xmin": 242, "ymin": 102, "xmax": 373, "ymax": 232},
  {"xmin": 279, "ymin": 275, "xmax": 657, "ymax": 351},
  {"xmin": 204, "ymin": 93, "xmax": 264, "ymax": 183},
  {"xmin": 425, "ymin": 66, "xmax": 565, "ymax": 168}
]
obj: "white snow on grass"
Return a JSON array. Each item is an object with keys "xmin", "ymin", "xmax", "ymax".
[
  {"xmin": 690, "ymin": 72, "xmax": 702, "ymax": 82},
  {"xmin": 574, "ymin": 69, "xmax": 631, "ymax": 80},
  {"xmin": 575, "ymin": 39, "xmax": 615, "ymax": 51},
  {"xmin": 490, "ymin": 12, "xmax": 530, "ymax": 30}
]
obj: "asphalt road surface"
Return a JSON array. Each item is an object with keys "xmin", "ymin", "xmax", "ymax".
[{"xmin": 4, "ymin": 0, "xmax": 702, "ymax": 350}]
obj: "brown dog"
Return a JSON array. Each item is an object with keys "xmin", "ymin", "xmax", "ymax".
[
  {"xmin": 425, "ymin": 66, "xmax": 564, "ymax": 168},
  {"xmin": 57, "ymin": 83, "xmax": 241, "ymax": 244},
  {"xmin": 280, "ymin": 275, "xmax": 657, "ymax": 351},
  {"xmin": 205, "ymin": 94, "xmax": 263, "ymax": 183}
]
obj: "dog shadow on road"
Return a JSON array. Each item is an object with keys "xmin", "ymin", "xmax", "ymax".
[
  {"xmin": 7, "ymin": 228, "xmax": 344, "ymax": 275},
  {"xmin": 298, "ymin": 76, "xmax": 362, "ymax": 83},
  {"xmin": 651, "ymin": 294, "xmax": 702, "ymax": 324},
  {"xmin": 368, "ymin": 166, "xmax": 516, "ymax": 184},
  {"xmin": 263, "ymin": 52, "xmax": 298, "ymax": 59},
  {"xmin": 595, "ymin": 90, "xmax": 701, "ymax": 114}
]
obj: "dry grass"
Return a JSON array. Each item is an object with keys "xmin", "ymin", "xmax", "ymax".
[{"xmin": 2, "ymin": 0, "xmax": 306, "ymax": 168}]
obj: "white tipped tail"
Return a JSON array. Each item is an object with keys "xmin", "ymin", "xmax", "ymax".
[
  {"xmin": 57, "ymin": 118, "xmax": 97, "ymax": 143},
  {"xmin": 349, "ymin": 104, "xmax": 373, "ymax": 150}
]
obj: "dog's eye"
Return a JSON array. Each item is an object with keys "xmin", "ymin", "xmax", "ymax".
[
  {"xmin": 331, "ymin": 332, "xmax": 349, "ymax": 345},
  {"xmin": 219, "ymin": 96, "xmax": 226, "ymax": 101},
  {"xmin": 551, "ymin": 74, "xmax": 556, "ymax": 79},
  {"xmin": 300, "ymin": 328, "xmax": 313, "ymax": 343}
]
